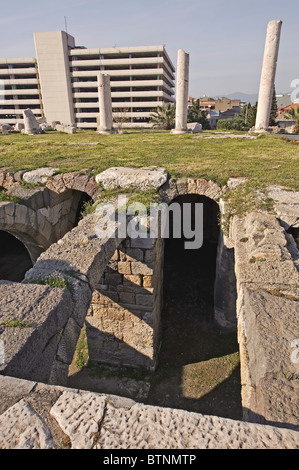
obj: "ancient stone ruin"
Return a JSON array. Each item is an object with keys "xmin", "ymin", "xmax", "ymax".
[{"xmin": 0, "ymin": 165, "xmax": 298, "ymax": 448}]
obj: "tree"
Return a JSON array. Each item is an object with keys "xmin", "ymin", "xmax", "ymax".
[
  {"xmin": 246, "ymin": 102, "xmax": 257, "ymax": 128},
  {"xmin": 187, "ymin": 99, "xmax": 211, "ymax": 129},
  {"xmin": 150, "ymin": 103, "xmax": 175, "ymax": 130},
  {"xmin": 283, "ymin": 106, "xmax": 299, "ymax": 134},
  {"xmin": 269, "ymin": 86, "xmax": 278, "ymax": 126}
]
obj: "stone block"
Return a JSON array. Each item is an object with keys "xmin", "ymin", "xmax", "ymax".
[
  {"xmin": 0, "ymin": 281, "xmax": 73, "ymax": 382},
  {"xmin": 136, "ymin": 294, "xmax": 154, "ymax": 307},
  {"xmin": 126, "ymin": 248, "xmax": 144, "ymax": 262},
  {"xmin": 131, "ymin": 262, "xmax": 153, "ymax": 276},
  {"xmin": 119, "ymin": 292, "xmax": 136, "ymax": 304},
  {"xmin": 0, "ymin": 399, "xmax": 54, "ymax": 449},
  {"xmin": 123, "ymin": 274, "xmax": 142, "ymax": 287},
  {"xmin": 117, "ymin": 261, "xmax": 132, "ymax": 275},
  {"xmin": 23, "ymin": 168, "xmax": 58, "ymax": 185},
  {"xmin": 143, "ymin": 276, "xmax": 153, "ymax": 288},
  {"xmin": 187, "ymin": 122, "xmax": 202, "ymax": 133},
  {"xmin": 95, "ymin": 166, "xmax": 168, "ymax": 191},
  {"xmin": 56, "ymin": 317, "xmax": 82, "ymax": 365},
  {"xmin": 105, "ymin": 272, "xmax": 123, "ymax": 286}
]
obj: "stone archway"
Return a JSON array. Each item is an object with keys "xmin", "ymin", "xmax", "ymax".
[
  {"xmin": 0, "ymin": 230, "xmax": 33, "ymax": 281},
  {"xmin": 146, "ymin": 182, "xmax": 241, "ymax": 419},
  {"xmin": 0, "ymin": 202, "xmax": 53, "ymax": 262}
]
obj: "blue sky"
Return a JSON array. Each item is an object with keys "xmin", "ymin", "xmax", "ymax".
[{"xmin": 0, "ymin": 0, "xmax": 298, "ymax": 97}]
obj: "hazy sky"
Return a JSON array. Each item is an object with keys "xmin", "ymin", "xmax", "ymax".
[{"xmin": 0, "ymin": 0, "xmax": 298, "ymax": 97}]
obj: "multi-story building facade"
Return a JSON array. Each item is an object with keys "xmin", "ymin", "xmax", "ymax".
[
  {"xmin": 0, "ymin": 57, "xmax": 43, "ymax": 125},
  {"xmin": 0, "ymin": 31, "xmax": 175, "ymax": 129}
]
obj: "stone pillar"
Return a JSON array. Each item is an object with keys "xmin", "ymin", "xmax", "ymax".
[
  {"xmin": 255, "ymin": 20, "xmax": 282, "ymax": 132},
  {"xmin": 171, "ymin": 49, "xmax": 190, "ymax": 134},
  {"xmin": 97, "ymin": 73, "xmax": 115, "ymax": 134}
]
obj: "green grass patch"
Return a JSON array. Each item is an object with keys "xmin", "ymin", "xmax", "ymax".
[
  {"xmin": 75, "ymin": 327, "xmax": 89, "ymax": 370},
  {"xmin": 221, "ymin": 180, "xmax": 275, "ymax": 234},
  {"xmin": 0, "ymin": 130, "xmax": 298, "ymax": 190},
  {"xmin": 1, "ymin": 319, "xmax": 33, "ymax": 328},
  {"xmin": 29, "ymin": 274, "xmax": 69, "ymax": 289},
  {"xmin": 0, "ymin": 191, "xmax": 21, "ymax": 204}
]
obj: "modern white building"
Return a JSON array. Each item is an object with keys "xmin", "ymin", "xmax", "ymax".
[
  {"xmin": 0, "ymin": 31, "xmax": 175, "ymax": 129},
  {"xmin": 0, "ymin": 57, "xmax": 43, "ymax": 125}
]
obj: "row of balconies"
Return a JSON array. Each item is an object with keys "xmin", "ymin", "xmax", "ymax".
[
  {"xmin": 72, "ymin": 90, "xmax": 174, "ymax": 100},
  {"xmin": 0, "ymin": 78, "xmax": 39, "ymax": 85},
  {"xmin": 0, "ymin": 89, "xmax": 40, "ymax": 96},
  {"xmin": 71, "ymin": 79, "xmax": 173, "ymax": 95},
  {"xmin": 74, "ymin": 101, "xmax": 163, "ymax": 109},
  {"xmin": 69, "ymin": 56, "xmax": 174, "ymax": 78},
  {"xmin": 70, "ymin": 67, "xmax": 174, "ymax": 87}
]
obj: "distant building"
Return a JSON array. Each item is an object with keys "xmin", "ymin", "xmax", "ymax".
[
  {"xmin": 206, "ymin": 110, "xmax": 220, "ymax": 129},
  {"xmin": 0, "ymin": 31, "xmax": 175, "ymax": 129},
  {"xmin": 276, "ymin": 93, "xmax": 292, "ymax": 109},
  {"xmin": 218, "ymin": 108, "xmax": 241, "ymax": 120},
  {"xmin": 214, "ymin": 97, "xmax": 241, "ymax": 113}
]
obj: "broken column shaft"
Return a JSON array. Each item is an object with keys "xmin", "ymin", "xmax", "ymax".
[
  {"xmin": 97, "ymin": 73, "xmax": 115, "ymax": 134},
  {"xmin": 172, "ymin": 49, "xmax": 190, "ymax": 134},
  {"xmin": 255, "ymin": 20, "xmax": 282, "ymax": 132}
]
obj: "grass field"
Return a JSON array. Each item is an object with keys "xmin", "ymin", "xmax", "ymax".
[{"xmin": 0, "ymin": 129, "xmax": 299, "ymax": 190}]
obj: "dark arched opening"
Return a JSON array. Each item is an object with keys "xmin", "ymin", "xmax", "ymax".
[
  {"xmin": 0, "ymin": 231, "xmax": 33, "ymax": 282},
  {"xmin": 147, "ymin": 194, "xmax": 242, "ymax": 419},
  {"xmin": 163, "ymin": 194, "xmax": 220, "ymax": 323},
  {"xmin": 73, "ymin": 192, "xmax": 94, "ymax": 227}
]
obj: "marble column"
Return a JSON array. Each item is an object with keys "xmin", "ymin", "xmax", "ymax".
[
  {"xmin": 171, "ymin": 49, "xmax": 190, "ymax": 134},
  {"xmin": 97, "ymin": 73, "xmax": 115, "ymax": 134},
  {"xmin": 255, "ymin": 20, "xmax": 282, "ymax": 132}
]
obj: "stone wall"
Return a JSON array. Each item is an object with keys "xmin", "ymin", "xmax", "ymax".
[
  {"xmin": 0, "ymin": 167, "xmax": 100, "ymax": 262},
  {"xmin": 86, "ymin": 235, "xmax": 164, "ymax": 370},
  {"xmin": 0, "ymin": 168, "xmax": 298, "ymax": 431},
  {"xmin": 0, "ymin": 210, "xmax": 124, "ymax": 386},
  {"xmin": 231, "ymin": 212, "xmax": 299, "ymax": 428}
]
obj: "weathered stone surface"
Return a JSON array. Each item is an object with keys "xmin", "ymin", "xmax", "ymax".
[
  {"xmin": 187, "ymin": 178, "xmax": 223, "ymax": 200},
  {"xmin": 0, "ymin": 375, "xmax": 36, "ymax": 415},
  {"xmin": 187, "ymin": 122, "xmax": 202, "ymax": 133},
  {"xmin": 56, "ymin": 317, "xmax": 82, "ymax": 365},
  {"xmin": 98, "ymin": 401, "xmax": 299, "ymax": 449},
  {"xmin": 267, "ymin": 185, "xmax": 299, "ymax": 228},
  {"xmin": 14, "ymin": 122, "xmax": 25, "ymax": 132},
  {"xmin": 97, "ymin": 73, "xmax": 115, "ymax": 134},
  {"xmin": 1, "ymin": 124, "xmax": 13, "ymax": 134},
  {"xmin": 255, "ymin": 20, "xmax": 282, "ymax": 131},
  {"xmin": 23, "ymin": 167, "xmax": 58, "ymax": 185},
  {"xmin": 22, "ymin": 108, "xmax": 42, "ymax": 135},
  {"xmin": 56, "ymin": 123, "xmax": 76, "ymax": 134},
  {"xmin": 95, "ymin": 166, "xmax": 168, "ymax": 191},
  {"xmin": 0, "ymin": 376, "xmax": 297, "ymax": 449},
  {"xmin": 232, "ymin": 211, "xmax": 299, "ymax": 427},
  {"xmin": 0, "ymin": 399, "xmax": 54, "ymax": 449},
  {"xmin": 171, "ymin": 49, "xmax": 189, "ymax": 134},
  {"xmin": 238, "ymin": 287, "xmax": 299, "ymax": 427},
  {"xmin": 50, "ymin": 391, "xmax": 106, "ymax": 449},
  {"xmin": 0, "ymin": 281, "xmax": 73, "ymax": 382}
]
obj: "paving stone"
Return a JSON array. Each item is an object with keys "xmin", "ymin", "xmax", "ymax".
[
  {"xmin": 0, "ymin": 399, "xmax": 54, "ymax": 449},
  {"xmin": 50, "ymin": 391, "xmax": 107, "ymax": 449}
]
